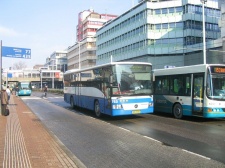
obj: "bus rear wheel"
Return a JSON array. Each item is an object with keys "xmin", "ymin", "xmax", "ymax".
[
  {"xmin": 94, "ymin": 100, "xmax": 101, "ymax": 117},
  {"xmin": 173, "ymin": 103, "xmax": 183, "ymax": 119}
]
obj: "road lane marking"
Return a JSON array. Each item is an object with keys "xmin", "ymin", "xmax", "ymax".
[
  {"xmin": 118, "ymin": 127, "xmax": 131, "ymax": 132},
  {"xmin": 21, "ymin": 97, "xmax": 41, "ymax": 100},
  {"xmin": 182, "ymin": 149, "xmax": 211, "ymax": 160},
  {"xmin": 22, "ymin": 112, "xmax": 32, "ymax": 114},
  {"xmin": 143, "ymin": 136, "xmax": 162, "ymax": 143}
]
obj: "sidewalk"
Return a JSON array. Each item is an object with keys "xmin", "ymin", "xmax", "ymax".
[{"xmin": 0, "ymin": 95, "xmax": 86, "ymax": 168}]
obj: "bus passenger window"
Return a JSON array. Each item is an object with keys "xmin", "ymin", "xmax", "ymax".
[{"xmin": 178, "ymin": 81, "xmax": 184, "ymax": 95}]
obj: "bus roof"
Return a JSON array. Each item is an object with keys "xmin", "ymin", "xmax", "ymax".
[
  {"xmin": 153, "ymin": 64, "xmax": 225, "ymax": 76},
  {"xmin": 64, "ymin": 62, "xmax": 152, "ymax": 75}
]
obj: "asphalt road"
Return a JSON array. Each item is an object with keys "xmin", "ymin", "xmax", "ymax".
[{"xmin": 20, "ymin": 92, "xmax": 225, "ymax": 168}]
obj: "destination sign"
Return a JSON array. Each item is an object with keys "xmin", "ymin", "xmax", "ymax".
[
  {"xmin": 211, "ymin": 67, "xmax": 225, "ymax": 73},
  {"xmin": 2, "ymin": 46, "xmax": 31, "ymax": 59}
]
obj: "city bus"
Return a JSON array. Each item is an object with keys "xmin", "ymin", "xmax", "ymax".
[
  {"xmin": 153, "ymin": 64, "xmax": 225, "ymax": 119},
  {"xmin": 64, "ymin": 62, "xmax": 154, "ymax": 117},
  {"xmin": 17, "ymin": 81, "xmax": 32, "ymax": 96}
]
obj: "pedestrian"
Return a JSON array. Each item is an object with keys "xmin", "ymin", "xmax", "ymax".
[
  {"xmin": 15, "ymin": 86, "xmax": 19, "ymax": 96},
  {"xmin": 1, "ymin": 86, "xmax": 9, "ymax": 116},
  {"xmin": 44, "ymin": 85, "xmax": 48, "ymax": 97},
  {"xmin": 6, "ymin": 86, "xmax": 11, "ymax": 101}
]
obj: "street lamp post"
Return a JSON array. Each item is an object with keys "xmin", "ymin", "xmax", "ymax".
[
  {"xmin": 202, "ymin": 0, "xmax": 207, "ymax": 64},
  {"xmin": 52, "ymin": 71, "xmax": 54, "ymax": 89},
  {"xmin": 40, "ymin": 70, "xmax": 42, "ymax": 90},
  {"xmin": 0, "ymin": 40, "xmax": 2, "ymax": 113}
]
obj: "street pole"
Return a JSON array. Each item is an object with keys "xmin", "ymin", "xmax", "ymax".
[
  {"xmin": 6, "ymin": 71, "xmax": 8, "ymax": 87},
  {"xmin": 202, "ymin": 0, "xmax": 207, "ymax": 64},
  {"xmin": 40, "ymin": 70, "xmax": 42, "ymax": 90},
  {"xmin": 0, "ymin": 40, "xmax": 2, "ymax": 114},
  {"xmin": 52, "ymin": 72, "xmax": 54, "ymax": 89}
]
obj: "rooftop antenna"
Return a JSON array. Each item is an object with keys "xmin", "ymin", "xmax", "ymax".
[{"xmin": 90, "ymin": 7, "xmax": 94, "ymax": 12}]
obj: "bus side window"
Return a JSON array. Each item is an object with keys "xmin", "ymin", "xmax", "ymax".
[
  {"xmin": 155, "ymin": 79, "xmax": 162, "ymax": 94},
  {"xmin": 185, "ymin": 76, "xmax": 191, "ymax": 96},
  {"xmin": 162, "ymin": 78, "xmax": 169, "ymax": 94},
  {"xmin": 169, "ymin": 78, "xmax": 175, "ymax": 94}
]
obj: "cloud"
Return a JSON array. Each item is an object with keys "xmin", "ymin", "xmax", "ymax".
[{"xmin": 0, "ymin": 26, "xmax": 24, "ymax": 37}]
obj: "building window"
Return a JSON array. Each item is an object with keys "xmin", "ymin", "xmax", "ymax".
[
  {"xmin": 175, "ymin": 6, "xmax": 183, "ymax": 13},
  {"xmin": 168, "ymin": 7, "xmax": 175, "ymax": 14},
  {"xmin": 155, "ymin": 9, "xmax": 161, "ymax": 15},
  {"xmin": 162, "ymin": 23, "xmax": 168, "ymax": 29},
  {"xmin": 169, "ymin": 23, "xmax": 175, "ymax": 28},
  {"xmin": 162, "ymin": 8, "xmax": 168, "ymax": 14},
  {"xmin": 176, "ymin": 22, "xmax": 183, "ymax": 28}
]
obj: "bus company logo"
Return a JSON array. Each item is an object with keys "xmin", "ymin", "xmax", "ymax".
[
  {"xmin": 134, "ymin": 104, "xmax": 138, "ymax": 108},
  {"xmin": 156, "ymin": 99, "xmax": 167, "ymax": 104}
]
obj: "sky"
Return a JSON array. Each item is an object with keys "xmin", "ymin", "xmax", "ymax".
[{"xmin": 0, "ymin": 0, "xmax": 137, "ymax": 69}]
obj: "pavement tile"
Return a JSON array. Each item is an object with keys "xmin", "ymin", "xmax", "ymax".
[{"xmin": 0, "ymin": 95, "xmax": 82, "ymax": 168}]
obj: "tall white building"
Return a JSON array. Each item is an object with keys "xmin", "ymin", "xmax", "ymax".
[
  {"xmin": 67, "ymin": 37, "xmax": 96, "ymax": 70},
  {"xmin": 96, "ymin": 0, "xmax": 222, "ymax": 69},
  {"xmin": 68, "ymin": 9, "xmax": 117, "ymax": 70},
  {"xmin": 44, "ymin": 50, "xmax": 67, "ymax": 72},
  {"xmin": 76, "ymin": 9, "xmax": 117, "ymax": 42}
]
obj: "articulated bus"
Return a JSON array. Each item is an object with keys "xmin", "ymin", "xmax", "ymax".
[
  {"xmin": 153, "ymin": 64, "xmax": 225, "ymax": 119},
  {"xmin": 64, "ymin": 62, "xmax": 154, "ymax": 117},
  {"xmin": 17, "ymin": 81, "xmax": 32, "ymax": 96}
]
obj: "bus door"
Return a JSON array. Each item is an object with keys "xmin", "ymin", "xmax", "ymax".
[
  {"xmin": 78, "ymin": 83, "xmax": 82, "ymax": 107},
  {"xmin": 192, "ymin": 73, "xmax": 204, "ymax": 116},
  {"xmin": 73, "ymin": 83, "xmax": 81, "ymax": 107}
]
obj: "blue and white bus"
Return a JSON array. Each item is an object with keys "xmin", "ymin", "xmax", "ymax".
[
  {"xmin": 154, "ymin": 64, "xmax": 225, "ymax": 119},
  {"xmin": 64, "ymin": 62, "xmax": 154, "ymax": 117},
  {"xmin": 17, "ymin": 81, "xmax": 32, "ymax": 96}
]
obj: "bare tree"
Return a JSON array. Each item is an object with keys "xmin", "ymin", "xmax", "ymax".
[{"xmin": 12, "ymin": 61, "xmax": 27, "ymax": 70}]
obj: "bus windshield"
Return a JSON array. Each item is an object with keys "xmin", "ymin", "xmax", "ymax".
[
  {"xmin": 112, "ymin": 64, "xmax": 152, "ymax": 96},
  {"xmin": 207, "ymin": 74, "xmax": 225, "ymax": 100},
  {"xmin": 19, "ymin": 83, "xmax": 31, "ymax": 90}
]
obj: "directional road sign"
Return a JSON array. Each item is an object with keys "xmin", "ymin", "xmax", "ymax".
[{"xmin": 2, "ymin": 46, "xmax": 31, "ymax": 59}]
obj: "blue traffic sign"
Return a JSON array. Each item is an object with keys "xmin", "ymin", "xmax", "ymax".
[
  {"xmin": 7, "ymin": 73, "xmax": 12, "ymax": 78},
  {"xmin": 2, "ymin": 46, "xmax": 31, "ymax": 59}
]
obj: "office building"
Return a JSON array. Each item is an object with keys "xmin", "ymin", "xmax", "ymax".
[
  {"xmin": 219, "ymin": 0, "xmax": 225, "ymax": 62},
  {"xmin": 68, "ymin": 9, "xmax": 117, "ymax": 70},
  {"xmin": 45, "ymin": 50, "xmax": 67, "ymax": 72},
  {"xmin": 96, "ymin": 0, "xmax": 222, "ymax": 69},
  {"xmin": 67, "ymin": 37, "xmax": 96, "ymax": 70},
  {"xmin": 219, "ymin": 0, "xmax": 225, "ymax": 37}
]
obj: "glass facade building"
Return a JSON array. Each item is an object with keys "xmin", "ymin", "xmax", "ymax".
[{"xmin": 96, "ymin": 0, "xmax": 222, "ymax": 69}]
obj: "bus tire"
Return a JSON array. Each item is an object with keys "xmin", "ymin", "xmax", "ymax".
[
  {"xmin": 70, "ymin": 97, "xmax": 75, "ymax": 108},
  {"xmin": 94, "ymin": 100, "xmax": 101, "ymax": 117},
  {"xmin": 173, "ymin": 103, "xmax": 183, "ymax": 119}
]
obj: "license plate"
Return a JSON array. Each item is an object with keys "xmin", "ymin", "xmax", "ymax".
[{"xmin": 132, "ymin": 110, "xmax": 140, "ymax": 114}]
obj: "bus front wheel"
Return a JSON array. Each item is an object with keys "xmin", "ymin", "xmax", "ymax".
[
  {"xmin": 173, "ymin": 103, "xmax": 183, "ymax": 119},
  {"xmin": 94, "ymin": 100, "xmax": 101, "ymax": 117}
]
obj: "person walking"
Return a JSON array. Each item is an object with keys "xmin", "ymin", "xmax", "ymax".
[
  {"xmin": 1, "ymin": 86, "xmax": 9, "ymax": 116},
  {"xmin": 15, "ymin": 86, "xmax": 19, "ymax": 96},
  {"xmin": 44, "ymin": 85, "xmax": 48, "ymax": 97},
  {"xmin": 6, "ymin": 86, "xmax": 11, "ymax": 101}
]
